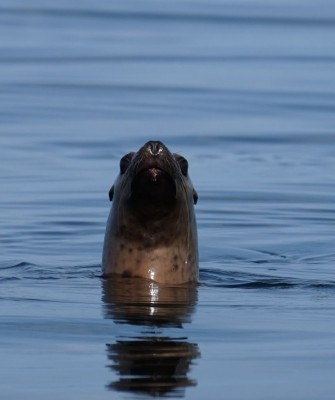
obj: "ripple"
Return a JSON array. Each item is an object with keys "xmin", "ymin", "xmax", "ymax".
[
  {"xmin": 2, "ymin": 6, "xmax": 335, "ymax": 28},
  {"xmin": 0, "ymin": 261, "xmax": 100, "ymax": 282},
  {"xmin": 200, "ymin": 268, "xmax": 335, "ymax": 290},
  {"xmin": 2, "ymin": 54, "xmax": 335, "ymax": 65}
]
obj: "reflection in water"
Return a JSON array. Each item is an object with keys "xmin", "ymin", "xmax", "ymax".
[
  {"xmin": 106, "ymin": 338, "xmax": 199, "ymax": 397},
  {"xmin": 102, "ymin": 278, "xmax": 200, "ymax": 397}
]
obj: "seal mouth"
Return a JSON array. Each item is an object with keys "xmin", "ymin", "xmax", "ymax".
[
  {"xmin": 136, "ymin": 167, "xmax": 171, "ymax": 182},
  {"xmin": 133, "ymin": 167, "xmax": 175, "ymax": 190},
  {"xmin": 131, "ymin": 166, "xmax": 177, "ymax": 206}
]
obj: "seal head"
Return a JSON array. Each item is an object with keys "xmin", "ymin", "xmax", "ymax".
[{"xmin": 102, "ymin": 140, "xmax": 198, "ymax": 284}]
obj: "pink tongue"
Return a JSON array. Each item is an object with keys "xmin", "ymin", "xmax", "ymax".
[{"xmin": 148, "ymin": 168, "xmax": 159, "ymax": 179}]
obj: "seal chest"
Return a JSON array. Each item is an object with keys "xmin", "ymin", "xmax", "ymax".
[{"xmin": 102, "ymin": 140, "xmax": 199, "ymax": 284}]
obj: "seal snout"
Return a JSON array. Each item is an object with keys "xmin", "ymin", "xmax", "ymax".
[
  {"xmin": 128, "ymin": 141, "xmax": 178, "ymax": 216},
  {"xmin": 147, "ymin": 140, "xmax": 164, "ymax": 156},
  {"xmin": 134, "ymin": 140, "xmax": 174, "ymax": 177}
]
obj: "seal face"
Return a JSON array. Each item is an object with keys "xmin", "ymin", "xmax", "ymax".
[{"xmin": 102, "ymin": 140, "xmax": 199, "ymax": 284}]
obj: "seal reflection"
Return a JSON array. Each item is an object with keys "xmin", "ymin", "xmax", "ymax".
[{"xmin": 102, "ymin": 277, "xmax": 200, "ymax": 397}]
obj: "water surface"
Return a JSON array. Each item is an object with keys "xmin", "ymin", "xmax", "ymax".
[{"xmin": 1, "ymin": 1, "xmax": 335, "ymax": 399}]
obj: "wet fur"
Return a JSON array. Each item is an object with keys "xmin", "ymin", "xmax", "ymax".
[{"xmin": 102, "ymin": 141, "xmax": 199, "ymax": 284}]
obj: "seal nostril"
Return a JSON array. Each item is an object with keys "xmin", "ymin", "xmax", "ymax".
[{"xmin": 148, "ymin": 141, "xmax": 163, "ymax": 156}]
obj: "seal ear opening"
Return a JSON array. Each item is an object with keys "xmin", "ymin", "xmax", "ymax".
[
  {"xmin": 193, "ymin": 189, "xmax": 198, "ymax": 205},
  {"xmin": 109, "ymin": 185, "xmax": 114, "ymax": 201}
]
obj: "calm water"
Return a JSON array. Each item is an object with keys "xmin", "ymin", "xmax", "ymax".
[{"xmin": 1, "ymin": 1, "xmax": 335, "ymax": 399}]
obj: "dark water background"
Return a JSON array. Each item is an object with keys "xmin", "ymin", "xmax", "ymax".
[{"xmin": 1, "ymin": 1, "xmax": 335, "ymax": 399}]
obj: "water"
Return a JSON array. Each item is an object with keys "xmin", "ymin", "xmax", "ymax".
[{"xmin": 1, "ymin": 0, "xmax": 335, "ymax": 399}]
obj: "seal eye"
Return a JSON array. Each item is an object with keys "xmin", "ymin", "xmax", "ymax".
[
  {"xmin": 120, "ymin": 152, "xmax": 134, "ymax": 174},
  {"xmin": 178, "ymin": 157, "xmax": 188, "ymax": 176}
]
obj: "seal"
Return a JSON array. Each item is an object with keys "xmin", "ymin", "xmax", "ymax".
[{"xmin": 102, "ymin": 140, "xmax": 199, "ymax": 284}]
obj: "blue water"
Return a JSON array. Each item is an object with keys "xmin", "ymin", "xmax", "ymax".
[{"xmin": 1, "ymin": 1, "xmax": 335, "ymax": 399}]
